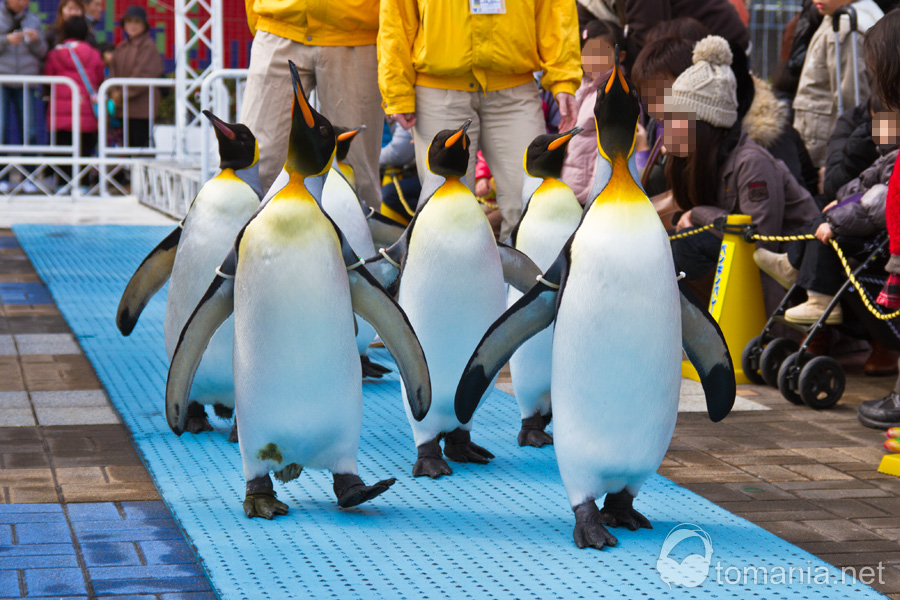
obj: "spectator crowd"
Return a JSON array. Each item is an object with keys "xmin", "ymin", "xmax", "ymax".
[{"xmin": 0, "ymin": 0, "xmax": 164, "ymax": 192}]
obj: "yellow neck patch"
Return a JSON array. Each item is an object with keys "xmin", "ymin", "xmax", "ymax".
[
  {"xmin": 274, "ymin": 172, "xmax": 316, "ymax": 204},
  {"xmin": 593, "ymin": 157, "xmax": 645, "ymax": 205}
]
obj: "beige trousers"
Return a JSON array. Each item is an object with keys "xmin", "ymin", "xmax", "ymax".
[
  {"xmin": 240, "ymin": 31, "xmax": 385, "ymax": 208},
  {"xmin": 412, "ymin": 83, "xmax": 545, "ymax": 240}
]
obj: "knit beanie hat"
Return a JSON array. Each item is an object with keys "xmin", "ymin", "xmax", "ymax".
[{"xmin": 665, "ymin": 35, "xmax": 738, "ymax": 128}]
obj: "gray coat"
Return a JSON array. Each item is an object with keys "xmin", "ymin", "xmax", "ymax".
[
  {"xmin": 0, "ymin": 3, "xmax": 47, "ymax": 76},
  {"xmin": 826, "ymin": 149, "xmax": 898, "ymax": 237}
]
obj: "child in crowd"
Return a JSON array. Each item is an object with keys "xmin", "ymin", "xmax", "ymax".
[
  {"xmin": 560, "ymin": 19, "xmax": 627, "ymax": 204},
  {"xmin": 793, "ymin": 0, "xmax": 883, "ymax": 168},
  {"xmin": 108, "ymin": 5, "xmax": 163, "ymax": 149},
  {"xmin": 857, "ymin": 9, "xmax": 900, "ymax": 429},
  {"xmin": 42, "ymin": 16, "xmax": 103, "ymax": 189},
  {"xmin": 665, "ymin": 36, "xmax": 820, "ymax": 283}
]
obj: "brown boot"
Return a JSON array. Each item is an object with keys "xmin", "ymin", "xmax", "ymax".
[
  {"xmin": 864, "ymin": 340, "xmax": 900, "ymax": 377},
  {"xmin": 803, "ymin": 327, "xmax": 832, "ymax": 356}
]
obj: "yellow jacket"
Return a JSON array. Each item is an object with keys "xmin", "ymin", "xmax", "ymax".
[
  {"xmin": 377, "ymin": 0, "xmax": 581, "ymax": 114},
  {"xmin": 246, "ymin": 0, "xmax": 379, "ymax": 47}
]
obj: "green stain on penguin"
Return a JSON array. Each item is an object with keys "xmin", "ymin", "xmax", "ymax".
[{"xmin": 257, "ymin": 443, "xmax": 283, "ymax": 464}]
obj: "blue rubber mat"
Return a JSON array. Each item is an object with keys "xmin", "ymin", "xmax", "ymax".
[{"xmin": 14, "ymin": 224, "xmax": 887, "ymax": 600}]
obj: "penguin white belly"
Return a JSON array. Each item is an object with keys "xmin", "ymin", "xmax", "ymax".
[
  {"xmin": 508, "ymin": 182, "xmax": 583, "ymax": 418},
  {"xmin": 321, "ymin": 169, "xmax": 378, "ymax": 355},
  {"xmin": 233, "ymin": 201, "xmax": 361, "ymax": 480},
  {"xmin": 398, "ymin": 186, "xmax": 507, "ymax": 445},
  {"xmin": 551, "ymin": 200, "xmax": 681, "ymax": 507},
  {"xmin": 164, "ymin": 177, "xmax": 258, "ymax": 407}
]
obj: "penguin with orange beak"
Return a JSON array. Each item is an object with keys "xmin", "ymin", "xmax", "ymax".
[
  {"xmin": 165, "ymin": 61, "xmax": 431, "ymax": 519},
  {"xmin": 455, "ymin": 53, "xmax": 735, "ymax": 549},
  {"xmin": 116, "ymin": 110, "xmax": 262, "ymax": 440}
]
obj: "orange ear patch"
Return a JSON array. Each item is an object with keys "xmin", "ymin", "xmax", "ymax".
[
  {"xmin": 548, "ymin": 133, "xmax": 574, "ymax": 151},
  {"xmin": 445, "ymin": 129, "xmax": 463, "ymax": 148}
]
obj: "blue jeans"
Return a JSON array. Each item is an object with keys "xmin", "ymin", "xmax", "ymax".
[{"xmin": 1, "ymin": 85, "xmax": 45, "ymax": 180}]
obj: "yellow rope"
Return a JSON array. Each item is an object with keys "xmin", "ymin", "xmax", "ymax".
[
  {"xmin": 476, "ymin": 196, "xmax": 499, "ymax": 210},
  {"xmin": 390, "ymin": 173, "xmax": 416, "ymax": 218},
  {"xmin": 667, "ymin": 223, "xmax": 715, "ymax": 240},
  {"xmin": 667, "ymin": 220, "xmax": 900, "ymax": 321},
  {"xmin": 827, "ymin": 238, "xmax": 900, "ymax": 321}
]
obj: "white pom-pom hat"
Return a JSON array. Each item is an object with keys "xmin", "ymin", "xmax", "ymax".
[{"xmin": 664, "ymin": 35, "xmax": 738, "ymax": 128}]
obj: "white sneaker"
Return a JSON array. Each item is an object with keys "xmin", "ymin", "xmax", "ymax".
[
  {"xmin": 21, "ymin": 180, "xmax": 39, "ymax": 194},
  {"xmin": 753, "ymin": 248, "xmax": 798, "ymax": 290},
  {"xmin": 0, "ymin": 181, "xmax": 9, "ymax": 194}
]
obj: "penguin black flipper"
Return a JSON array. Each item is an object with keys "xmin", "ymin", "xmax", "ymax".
[
  {"xmin": 678, "ymin": 278, "xmax": 736, "ymax": 422},
  {"xmin": 331, "ymin": 218, "xmax": 431, "ymax": 421},
  {"xmin": 497, "ymin": 242, "xmax": 541, "ymax": 293},
  {"xmin": 367, "ymin": 209, "xmax": 407, "ymax": 248},
  {"xmin": 116, "ymin": 224, "xmax": 183, "ymax": 336},
  {"xmin": 456, "ymin": 253, "xmax": 568, "ymax": 424},
  {"xmin": 166, "ymin": 243, "xmax": 239, "ymax": 435}
]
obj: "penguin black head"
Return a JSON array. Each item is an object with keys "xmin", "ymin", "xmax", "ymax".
[
  {"xmin": 285, "ymin": 60, "xmax": 336, "ymax": 178},
  {"xmin": 427, "ymin": 119, "xmax": 472, "ymax": 178},
  {"xmin": 203, "ymin": 110, "xmax": 258, "ymax": 171},
  {"xmin": 334, "ymin": 125, "xmax": 366, "ymax": 162},
  {"xmin": 593, "ymin": 46, "xmax": 642, "ymax": 163},
  {"xmin": 524, "ymin": 127, "xmax": 584, "ymax": 179}
]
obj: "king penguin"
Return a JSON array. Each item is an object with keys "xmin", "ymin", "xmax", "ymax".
[
  {"xmin": 364, "ymin": 120, "xmax": 541, "ymax": 479},
  {"xmin": 333, "ymin": 125, "xmax": 365, "ymax": 190},
  {"xmin": 165, "ymin": 61, "xmax": 431, "ymax": 519},
  {"xmin": 507, "ymin": 128, "xmax": 584, "ymax": 448},
  {"xmin": 321, "ymin": 125, "xmax": 390, "ymax": 379},
  {"xmin": 116, "ymin": 110, "xmax": 263, "ymax": 440},
  {"xmin": 455, "ymin": 54, "xmax": 735, "ymax": 550}
]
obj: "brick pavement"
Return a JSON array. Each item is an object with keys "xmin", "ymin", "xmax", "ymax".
[
  {"xmin": 4, "ymin": 224, "xmax": 900, "ymax": 598},
  {"xmin": 0, "ymin": 230, "xmax": 215, "ymax": 599}
]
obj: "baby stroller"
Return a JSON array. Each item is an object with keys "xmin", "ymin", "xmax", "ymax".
[{"xmin": 742, "ymin": 233, "xmax": 900, "ymax": 409}]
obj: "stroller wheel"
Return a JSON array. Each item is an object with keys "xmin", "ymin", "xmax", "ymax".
[
  {"xmin": 777, "ymin": 351, "xmax": 811, "ymax": 405},
  {"xmin": 798, "ymin": 356, "xmax": 845, "ymax": 410},
  {"xmin": 760, "ymin": 338, "xmax": 798, "ymax": 388},
  {"xmin": 741, "ymin": 335, "xmax": 768, "ymax": 385}
]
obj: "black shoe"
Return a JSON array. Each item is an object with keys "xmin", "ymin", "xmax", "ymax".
[{"xmin": 858, "ymin": 391, "xmax": 900, "ymax": 430}]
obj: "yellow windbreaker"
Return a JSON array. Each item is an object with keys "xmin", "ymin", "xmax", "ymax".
[
  {"xmin": 246, "ymin": 0, "xmax": 379, "ymax": 47},
  {"xmin": 377, "ymin": 0, "xmax": 581, "ymax": 114}
]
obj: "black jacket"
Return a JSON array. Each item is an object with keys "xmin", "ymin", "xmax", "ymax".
[{"xmin": 823, "ymin": 102, "xmax": 879, "ymax": 200}]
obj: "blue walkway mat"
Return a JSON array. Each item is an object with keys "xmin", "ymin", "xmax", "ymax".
[{"xmin": 14, "ymin": 224, "xmax": 887, "ymax": 600}]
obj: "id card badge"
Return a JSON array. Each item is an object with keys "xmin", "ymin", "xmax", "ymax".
[{"xmin": 470, "ymin": 0, "xmax": 506, "ymax": 14}]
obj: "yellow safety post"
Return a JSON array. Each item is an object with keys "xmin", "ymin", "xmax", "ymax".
[
  {"xmin": 878, "ymin": 454, "xmax": 900, "ymax": 477},
  {"xmin": 682, "ymin": 214, "xmax": 768, "ymax": 384}
]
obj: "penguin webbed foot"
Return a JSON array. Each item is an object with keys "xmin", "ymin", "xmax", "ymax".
[
  {"xmin": 274, "ymin": 463, "xmax": 303, "ymax": 483},
  {"xmin": 518, "ymin": 413, "xmax": 553, "ymax": 448},
  {"xmin": 213, "ymin": 403, "xmax": 233, "ymax": 419},
  {"xmin": 184, "ymin": 402, "xmax": 214, "ymax": 434},
  {"xmin": 599, "ymin": 490, "xmax": 652, "ymax": 531},
  {"xmin": 333, "ymin": 473, "xmax": 396, "ymax": 508},
  {"xmin": 228, "ymin": 421, "xmax": 239, "ymax": 443},
  {"xmin": 412, "ymin": 438, "xmax": 453, "ymax": 478},
  {"xmin": 360, "ymin": 355, "xmax": 392, "ymax": 379},
  {"xmin": 573, "ymin": 501, "xmax": 618, "ymax": 550},
  {"xmin": 243, "ymin": 475, "xmax": 288, "ymax": 519},
  {"xmin": 443, "ymin": 428, "xmax": 494, "ymax": 464}
]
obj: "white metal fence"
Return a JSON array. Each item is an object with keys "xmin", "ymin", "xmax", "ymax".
[{"xmin": 748, "ymin": 0, "xmax": 805, "ymax": 81}]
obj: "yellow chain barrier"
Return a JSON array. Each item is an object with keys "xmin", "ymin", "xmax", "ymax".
[
  {"xmin": 668, "ymin": 221, "xmax": 900, "ymax": 321},
  {"xmin": 667, "ymin": 223, "xmax": 715, "ymax": 240},
  {"xmin": 827, "ymin": 238, "xmax": 900, "ymax": 321}
]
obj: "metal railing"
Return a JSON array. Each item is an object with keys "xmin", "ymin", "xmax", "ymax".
[
  {"xmin": 748, "ymin": 0, "xmax": 804, "ymax": 81},
  {"xmin": 199, "ymin": 68, "xmax": 248, "ymax": 182},
  {"xmin": 96, "ymin": 77, "xmax": 175, "ymax": 195},
  {"xmin": 0, "ymin": 74, "xmax": 85, "ymax": 196}
]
